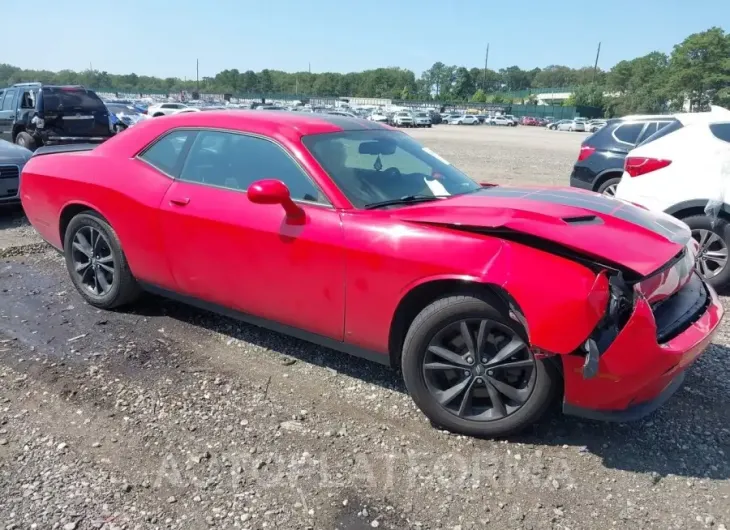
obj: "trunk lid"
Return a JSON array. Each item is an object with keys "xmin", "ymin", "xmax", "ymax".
[{"xmin": 391, "ymin": 186, "xmax": 691, "ymax": 277}]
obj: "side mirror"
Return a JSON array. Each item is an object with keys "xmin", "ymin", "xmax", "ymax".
[{"xmin": 247, "ymin": 179, "xmax": 303, "ymax": 218}]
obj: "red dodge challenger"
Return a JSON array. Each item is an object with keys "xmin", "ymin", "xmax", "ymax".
[{"xmin": 19, "ymin": 111, "xmax": 723, "ymax": 437}]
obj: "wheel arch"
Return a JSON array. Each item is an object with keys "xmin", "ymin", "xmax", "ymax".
[
  {"xmin": 665, "ymin": 199, "xmax": 730, "ymax": 222},
  {"xmin": 59, "ymin": 202, "xmax": 108, "ymax": 248},
  {"xmin": 11, "ymin": 124, "xmax": 26, "ymax": 142},
  {"xmin": 592, "ymin": 169, "xmax": 623, "ymax": 192},
  {"xmin": 387, "ymin": 278, "xmax": 525, "ymax": 369}
]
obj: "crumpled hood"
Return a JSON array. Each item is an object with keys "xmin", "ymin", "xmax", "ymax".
[{"xmin": 392, "ymin": 186, "xmax": 691, "ymax": 277}]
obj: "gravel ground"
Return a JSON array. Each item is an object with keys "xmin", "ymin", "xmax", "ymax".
[{"xmin": 0, "ymin": 126, "xmax": 728, "ymax": 530}]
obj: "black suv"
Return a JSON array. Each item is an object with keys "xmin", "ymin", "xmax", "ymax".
[
  {"xmin": 569, "ymin": 116, "xmax": 679, "ymax": 196},
  {"xmin": 0, "ymin": 83, "xmax": 113, "ymax": 151}
]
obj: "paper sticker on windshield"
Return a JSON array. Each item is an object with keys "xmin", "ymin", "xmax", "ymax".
[{"xmin": 423, "ymin": 147, "xmax": 451, "ymax": 165}]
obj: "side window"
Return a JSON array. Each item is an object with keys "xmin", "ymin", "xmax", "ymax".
[
  {"xmin": 139, "ymin": 130, "xmax": 196, "ymax": 177},
  {"xmin": 613, "ymin": 123, "xmax": 645, "ymax": 145},
  {"xmin": 710, "ymin": 123, "xmax": 730, "ymax": 143},
  {"xmin": 161, "ymin": 104, "xmax": 172, "ymax": 109},
  {"xmin": 1, "ymin": 89, "xmax": 17, "ymax": 111},
  {"xmin": 179, "ymin": 130, "xmax": 324, "ymax": 203},
  {"xmin": 638, "ymin": 120, "xmax": 683, "ymax": 146},
  {"xmin": 636, "ymin": 122, "xmax": 658, "ymax": 143}
]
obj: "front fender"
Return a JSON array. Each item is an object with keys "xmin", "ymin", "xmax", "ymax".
[{"xmin": 475, "ymin": 240, "xmax": 607, "ymax": 355}]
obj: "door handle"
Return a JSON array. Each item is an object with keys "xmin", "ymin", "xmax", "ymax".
[{"xmin": 169, "ymin": 197, "xmax": 190, "ymax": 206}]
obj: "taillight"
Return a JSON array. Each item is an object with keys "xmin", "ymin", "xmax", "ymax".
[
  {"xmin": 625, "ymin": 157, "xmax": 672, "ymax": 177},
  {"xmin": 577, "ymin": 145, "xmax": 595, "ymax": 161}
]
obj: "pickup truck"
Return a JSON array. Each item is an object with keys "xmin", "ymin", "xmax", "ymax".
[{"xmin": 0, "ymin": 83, "xmax": 113, "ymax": 151}]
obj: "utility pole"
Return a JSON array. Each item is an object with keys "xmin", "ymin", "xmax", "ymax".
[
  {"xmin": 308, "ymin": 62, "xmax": 311, "ymax": 74},
  {"xmin": 196, "ymin": 59, "xmax": 199, "ymax": 92},
  {"xmin": 592, "ymin": 42, "xmax": 601, "ymax": 84},
  {"xmin": 483, "ymin": 44, "xmax": 489, "ymax": 90}
]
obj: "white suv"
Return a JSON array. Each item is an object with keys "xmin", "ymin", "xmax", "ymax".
[
  {"xmin": 615, "ymin": 115, "xmax": 730, "ymax": 288},
  {"xmin": 147, "ymin": 102, "xmax": 190, "ymax": 117}
]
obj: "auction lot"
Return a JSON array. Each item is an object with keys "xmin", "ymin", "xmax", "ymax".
[{"xmin": 1, "ymin": 126, "xmax": 729, "ymax": 530}]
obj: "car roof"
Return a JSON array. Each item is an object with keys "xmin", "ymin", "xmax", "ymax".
[
  {"xmin": 616, "ymin": 106, "xmax": 730, "ymax": 125},
  {"xmin": 142, "ymin": 109, "xmax": 390, "ymax": 136}
]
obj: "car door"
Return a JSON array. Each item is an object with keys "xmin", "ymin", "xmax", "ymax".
[
  {"xmin": 0, "ymin": 89, "xmax": 17, "ymax": 137},
  {"xmin": 157, "ymin": 129, "xmax": 346, "ymax": 340}
]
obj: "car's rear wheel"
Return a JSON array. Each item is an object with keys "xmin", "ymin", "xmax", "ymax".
[
  {"xmin": 597, "ymin": 177, "xmax": 621, "ymax": 197},
  {"xmin": 401, "ymin": 295, "xmax": 558, "ymax": 438},
  {"xmin": 683, "ymin": 214, "xmax": 730, "ymax": 290},
  {"xmin": 15, "ymin": 131, "xmax": 36, "ymax": 151},
  {"xmin": 64, "ymin": 212, "xmax": 141, "ymax": 309}
]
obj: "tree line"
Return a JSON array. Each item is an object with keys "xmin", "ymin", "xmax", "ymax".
[{"xmin": 1, "ymin": 27, "xmax": 727, "ymax": 117}]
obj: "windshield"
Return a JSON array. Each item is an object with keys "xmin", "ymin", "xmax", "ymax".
[
  {"xmin": 41, "ymin": 88, "xmax": 106, "ymax": 112},
  {"xmin": 107, "ymin": 104, "xmax": 141, "ymax": 115},
  {"xmin": 302, "ymin": 130, "xmax": 481, "ymax": 208}
]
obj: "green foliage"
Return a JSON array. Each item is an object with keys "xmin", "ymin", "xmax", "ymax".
[
  {"xmin": 0, "ymin": 27, "xmax": 727, "ymax": 117},
  {"xmin": 666, "ymin": 27, "xmax": 730, "ymax": 111},
  {"xmin": 470, "ymin": 89, "xmax": 487, "ymax": 103}
]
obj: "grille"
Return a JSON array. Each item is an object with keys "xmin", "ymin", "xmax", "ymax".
[
  {"xmin": 0, "ymin": 165, "xmax": 20, "ymax": 199},
  {"xmin": 0, "ymin": 165, "xmax": 20, "ymax": 180},
  {"xmin": 652, "ymin": 274, "xmax": 709, "ymax": 343}
]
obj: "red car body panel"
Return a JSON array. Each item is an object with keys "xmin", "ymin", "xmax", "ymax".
[
  {"xmin": 562, "ymin": 283, "xmax": 722, "ymax": 411},
  {"xmin": 19, "ymin": 110, "xmax": 724, "ymax": 421}
]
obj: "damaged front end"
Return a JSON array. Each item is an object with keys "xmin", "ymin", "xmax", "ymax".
[{"xmin": 562, "ymin": 240, "xmax": 723, "ymax": 420}]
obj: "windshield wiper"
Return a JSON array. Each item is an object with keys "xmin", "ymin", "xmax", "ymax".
[{"xmin": 364, "ymin": 195, "xmax": 445, "ymax": 210}]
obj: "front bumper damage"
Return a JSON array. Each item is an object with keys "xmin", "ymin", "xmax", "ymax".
[{"xmin": 561, "ymin": 249, "xmax": 724, "ymax": 421}]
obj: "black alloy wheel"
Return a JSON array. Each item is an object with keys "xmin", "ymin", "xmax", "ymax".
[
  {"xmin": 423, "ymin": 318, "xmax": 536, "ymax": 421},
  {"xmin": 401, "ymin": 295, "xmax": 558, "ymax": 438},
  {"xmin": 71, "ymin": 225, "xmax": 115, "ymax": 296},
  {"xmin": 63, "ymin": 211, "xmax": 140, "ymax": 309}
]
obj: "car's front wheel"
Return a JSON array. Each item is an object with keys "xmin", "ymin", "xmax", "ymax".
[
  {"xmin": 683, "ymin": 214, "xmax": 730, "ymax": 290},
  {"xmin": 15, "ymin": 131, "xmax": 37, "ymax": 151},
  {"xmin": 64, "ymin": 211, "xmax": 141, "ymax": 309},
  {"xmin": 401, "ymin": 295, "xmax": 558, "ymax": 438}
]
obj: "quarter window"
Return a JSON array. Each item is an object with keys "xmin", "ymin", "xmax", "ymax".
[
  {"xmin": 139, "ymin": 130, "xmax": 195, "ymax": 177},
  {"xmin": 179, "ymin": 130, "xmax": 324, "ymax": 203},
  {"xmin": 710, "ymin": 123, "xmax": 730, "ymax": 143},
  {"xmin": 613, "ymin": 123, "xmax": 644, "ymax": 145}
]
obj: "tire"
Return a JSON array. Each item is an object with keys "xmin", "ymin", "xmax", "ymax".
[
  {"xmin": 401, "ymin": 295, "xmax": 558, "ymax": 438},
  {"xmin": 15, "ymin": 131, "xmax": 37, "ymax": 151},
  {"xmin": 63, "ymin": 211, "xmax": 141, "ymax": 309},
  {"xmin": 596, "ymin": 177, "xmax": 621, "ymax": 197},
  {"xmin": 153, "ymin": 113, "xmax": 164, "ymax": 118},
  {"xmin": 682, "ymin": 214, "xmax": 730, "ymax": 290}
]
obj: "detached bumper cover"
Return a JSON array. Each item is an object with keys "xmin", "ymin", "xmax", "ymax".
[{"xmin": 562, "ymin": 275, "xmax": 723, "ymax": 420}]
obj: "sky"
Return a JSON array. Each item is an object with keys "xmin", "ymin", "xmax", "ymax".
[{"xmin": 3, "ymin": 0, "xmax": 727, "ymax": 79}]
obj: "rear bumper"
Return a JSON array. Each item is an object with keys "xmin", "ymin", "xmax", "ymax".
[
  {"xmin": 569, "ymin": 166, "xmax": 595, "ymax": 191},
  {"xmin": 562, "ymin": 275, "xmax": 723, "ymax": 420}
]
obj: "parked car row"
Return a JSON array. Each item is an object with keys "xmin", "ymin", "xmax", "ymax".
[{"xmin": 570, "ymin": 106, "xmax": 730, "ymax": 289}]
